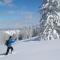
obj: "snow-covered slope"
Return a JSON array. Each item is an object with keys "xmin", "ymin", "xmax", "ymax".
[{"xmin": 0, "ymin": 38, "xmax": 60, "ymax": 60}]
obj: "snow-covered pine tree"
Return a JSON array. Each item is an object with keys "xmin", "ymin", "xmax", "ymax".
[{"xmin": 39, "ymin": 0, "xmax": 60, "ymax": 40}]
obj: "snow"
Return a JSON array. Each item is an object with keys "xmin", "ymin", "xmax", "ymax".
[
  {"xmin": 39, "ymin": 0, "xmax": 60, "ymax": 40},
  {"xmin": 0, "ymin": 37, "xmax": 60, "ymax": 60}
]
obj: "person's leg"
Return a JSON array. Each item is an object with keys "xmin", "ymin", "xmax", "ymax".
[
  {"xmin": 5, "ymin": 47, "xmax": 10, "ymax": 55},
  {"xmin": 10, "ymin": 47, "xmax": 13, "ymax": 54}
]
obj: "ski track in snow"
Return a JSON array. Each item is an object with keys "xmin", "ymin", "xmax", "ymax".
[{"xmin": 0, "ymin": 37, "xmax": 60, "ymax": 60}]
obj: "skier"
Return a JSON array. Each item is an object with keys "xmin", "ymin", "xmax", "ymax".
[{"xmin": 5, "ymin": 34, "xmax": 16, "ymax": 55}]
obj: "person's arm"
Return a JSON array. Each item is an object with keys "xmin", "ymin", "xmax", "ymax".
[{"xmin": 11, "ymin": 39, "xmax": 16, "ymax": 43}]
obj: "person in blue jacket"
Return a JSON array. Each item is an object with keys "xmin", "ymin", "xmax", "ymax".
[{"xmin": 5, "ymin": 35, "xmax": 16, "ymax": 55}]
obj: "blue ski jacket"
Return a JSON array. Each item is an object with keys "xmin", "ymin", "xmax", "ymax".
[{"xmin": 5, "ymin": 38, "xmax": 16, "ymax": 47}]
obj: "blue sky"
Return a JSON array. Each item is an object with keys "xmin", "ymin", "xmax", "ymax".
[{"xmin": 0, "ymin": 0, "xmax": 43, "ymax": 28}]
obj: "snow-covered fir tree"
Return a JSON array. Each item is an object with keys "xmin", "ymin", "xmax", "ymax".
[{"xmin": 39, "ymin": 0, "xmax": 60, "ymax": 40}]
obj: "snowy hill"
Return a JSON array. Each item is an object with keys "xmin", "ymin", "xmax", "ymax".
[{"xmin": 0, "ymin": 37, "xmax": 60, "ymax": 60}]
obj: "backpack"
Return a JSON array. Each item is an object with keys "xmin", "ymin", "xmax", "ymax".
[{"xmin": 5, "ymin": 40, "xmax": 9, "ymax": 46}]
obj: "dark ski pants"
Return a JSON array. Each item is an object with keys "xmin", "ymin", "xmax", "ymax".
[{"xmin": 5, "ymin": 46, "xmax": 13, "ymax": 55}]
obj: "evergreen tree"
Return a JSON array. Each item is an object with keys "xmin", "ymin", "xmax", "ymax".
[{"xmin": 39, "ymin": 0, "xmax": 60, "ymax": 40}]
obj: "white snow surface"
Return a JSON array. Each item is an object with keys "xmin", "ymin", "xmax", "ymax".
[{"xmin": 0, "ymin": 37, "xmax": 60, "ymax": 60}]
